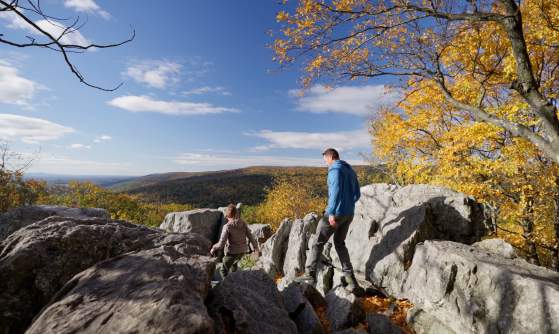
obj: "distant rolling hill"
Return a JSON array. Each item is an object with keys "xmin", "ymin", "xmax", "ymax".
[
  {"xmin": 110, "ymin": 165, "xmax": 385, "ymax": 208},
  {"xmin": 26, "ymin": 173, "xmax": 134, "ymax": 188}
]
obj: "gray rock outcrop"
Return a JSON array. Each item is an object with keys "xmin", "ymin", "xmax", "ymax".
[
  {"xmin": 366, "ymin": 313, "xmax": 404, "ymax": 334},
  {"xmin": 257, "ymin": 218, "xmax": 293, "ymax": 277},
  {"xmin": 473, "ymin": 238, "xmax": 517, "ymax": 259},
  {"xmin": 325, "ymin": 287, "xmax": 365, "ymax": 331},
  {"xmin": 207, "ymin": 270, "xmax": 297, "ymax": 334},
  {"xmin": 0, "ymin": 216, "xmax": 210, "ymax": 334},
  {"xmin": 329, "ymin": 184, "xmax": 489, "ymax": 295},
  {"xmin": 26, "ymin": 244, "xmax": 215, "ymax": 334},
  {"xmin": 402, "ymin": 240, "xmax": 559, "ymax": 334},
  {"xmin": 281, "ymin": 282, "xmax": 326, "ymax": 334},
  {"xmin": 0, "ymin": 205, "xmax": 109, "ymax": 241},
  {"xmin": 248, "ymin": 223, "xmax": 273, "ymax": 246},
  {"xmin": 160, "ymin": 208, "xmax": 223, "ymax": 242},
  {"xmin": 283, "ymin": 213, "xmax": 319, "ymax": 279}
]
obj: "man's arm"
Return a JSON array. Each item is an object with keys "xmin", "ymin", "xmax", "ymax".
[{"xmin": 353, "ymin": 170, "xmax": 361, "ymax": 202}]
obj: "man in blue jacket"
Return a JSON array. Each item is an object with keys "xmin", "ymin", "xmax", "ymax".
[{"xmin": 301, "ymin": 148, "xmax": 361, "ymax": 292}]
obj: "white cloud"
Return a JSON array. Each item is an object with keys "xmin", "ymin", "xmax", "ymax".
[
  {"xmin": 64, "ymin": 0, "xmax": 110, "ymax": 19},
  {"xmin": 35, "ymin": 19, "xmax": 90, "ymax": 46},
  {"xmin": 247, "ymin": 128, "xmax": 370, "ymax": 151},
  {"xmin": 124, "ymin": 60, "xmax": 182, "ymax": 89},
  {"xmin": 0, "ymin": 114, "xmax": 74, "ymax": 143},
  {"xmin": 0, "ymin": 11, "xmax": 30, "ymax": 30},
  {"xmin": 69, "ymin": 143, "xmax": 91, "ymax": 149},
  {"xmin": 183, "ymin": 86, "xmax": 231, "ymax": 96},
  {"xmin": 29, "ymin": 153, "xmax": 129, "ymax": 175},
  {"xmin": 108, "ymin": 95, "xmax": 239, "ymax": 116},
  {"xmin": 0, "ymin": 11, "xmax": 91, "ymax": 46},
  {"xmin": 0, "ymin": 60, "xmax": 39, "ymax": 107},
  {"xmin": 93, "ymin": 134, "xmax": 111, "ymax": 143},
  {"xmin": 290, "ymin": 85, "xmax": 400, "ymax": 116},
  {"xmin": 173, "ymin": 152, "xmax": 366, "ymax": 171}
]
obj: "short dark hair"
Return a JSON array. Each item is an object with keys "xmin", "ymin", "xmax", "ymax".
[{"xmin": 322, "ymin": 148, "xmax": 340, "ymax": 160}]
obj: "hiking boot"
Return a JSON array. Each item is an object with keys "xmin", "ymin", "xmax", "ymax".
[
  {"xmin": 295, "ymin": 271, "xmax": 316, "ymax": 287},
  {"xmin": 344, "ymin": 272, "xmax": 364, "ymax": 296}
]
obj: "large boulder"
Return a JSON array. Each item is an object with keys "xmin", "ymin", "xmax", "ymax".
[
  {"xmin": 325, "ymin": 287, "xmax": 365, "ymax": 331},
  {"xmin": 473, "ymin": 238, "xmax": 517, "ymax": 259},
  {"xmin": 0, "ymin": 216, "xmax": 210, "ymax": 334},
  {"xmin": 402, "ymin": 240, "xmax": 559, "ymax": 334},
  {"xmin": 207, "ymin": 270, "xmax": 297, "ymax": 334},
  {"xmin": 366, "ymin": 313, "xmax": 404, "ymax": 334},
  {"xmin": 281, "ymin": 282, "xmax": 326, "ymax": 334},
  {"xmin": 0, "ymin": 205, "xmax": 109, "ymax": 241},
  {"xmin": 328, "ymin": 184, "xmax": 489, "ymax": 295},
  {"xmin": 160, "ymin": 208, "xmax": 223, "ymax": 242},
  {"xmin": 26, "ymin": 244, "xmax": 215, "ymax": 334},
  {"xmin": 248, "ymin": 223, "xmax": 273, "ymax": 246},
  {"xmin": 283, "ymin": 213, "xmax": 319, "ymax": 279},
  {"xmin": 257, "ymin": 218, "xmax": 293, "ymax": 278}
]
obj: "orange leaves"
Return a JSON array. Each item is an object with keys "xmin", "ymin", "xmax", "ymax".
[
  {"xmin": 315, "ymin": 305, "xmax": 332, "ymax": 333},
  {"xmin": 360, "ymin": 297, "xmax": 415, "ymax": 334},
  {"xmin": 276, "ymin": 11, "xmax": 289, "ymax": 22}
]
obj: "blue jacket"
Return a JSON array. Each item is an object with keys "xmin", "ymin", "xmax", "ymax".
[{"xmin": 325, "ymin": 160, "xmax": 361, "ymax": 216}]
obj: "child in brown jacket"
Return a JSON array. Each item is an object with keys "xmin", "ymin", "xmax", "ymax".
[{"xmin": 210, "ymin": 204, "xmax": 259, "ymax": 277}]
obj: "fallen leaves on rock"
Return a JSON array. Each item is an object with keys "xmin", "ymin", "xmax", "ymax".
[
  {"xmin": 359, "ymin": 296, "xmax": 415, "ymax": 333},
  {"xmin": 315, "ymin": 305, "xmax": 332, "ymax": 333}
]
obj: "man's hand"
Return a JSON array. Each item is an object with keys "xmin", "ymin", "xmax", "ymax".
[
  {"xmin": 209, "ymin": 246, "xmax": 216, "ymax": 257},
  {"xmin": 328, "ymin": 215, "xmax": 337, "ymax": 228}
]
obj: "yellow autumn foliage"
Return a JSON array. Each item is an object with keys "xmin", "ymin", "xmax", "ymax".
[
  {"xmin": 276, "ymin": 0, "xmax": 559, "ymax": 267},
  {"xmin": 254, "ymin": 177, "xmax": 326, "ymax": 230}
]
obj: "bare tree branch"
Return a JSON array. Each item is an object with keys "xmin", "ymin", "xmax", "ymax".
[{"xmin": 0, "ymin": 0, "xmax": 134, "ymax": 90}]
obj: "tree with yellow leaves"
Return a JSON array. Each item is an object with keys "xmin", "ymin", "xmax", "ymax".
[
  {"xmin": 274, "ymin": 0, "xmax": 559, "ymax": 268},
  {"xmin": 371, "ymin": 84, "xmax": 558, "ymax": 267},
  {"xmin": 255, "ymin": 177, "xmax": 326, "ymax": 230},
  {"xmin": 274, "ymin": 0, "xmax": 559, "ymax": 163},
  {"xmin": 0, "ymin": 143, "xmax": 48, "ymax": 213}
]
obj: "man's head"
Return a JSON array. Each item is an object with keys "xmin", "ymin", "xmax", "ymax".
[
  {"xmin": 322, "ymin": 148, "xmax": 340, "ymax": 166},
  {"xmin": 225, "ymin": 204, "xmax": 237, "ymax": 219}
]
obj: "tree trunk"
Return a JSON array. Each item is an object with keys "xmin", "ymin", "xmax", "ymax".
[
  {"xmin": 552, "ymin": 176, "xmax": 559, "ymax": 271},
  {"xmin": 521, "ymin": 197, "xmax": 540, "ymax": 266},
  {"xmin": 521, "ymin": 218, "xmax": 540, "ymax": 266}
]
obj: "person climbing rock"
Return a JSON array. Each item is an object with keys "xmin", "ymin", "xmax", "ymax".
[
  {"xmin": 210, "ymin": 204, "xmax": 260, "ymax": 278},
  {"xmin": 300, "ymin": 148, "xmax": 363, "ymax": 294}
]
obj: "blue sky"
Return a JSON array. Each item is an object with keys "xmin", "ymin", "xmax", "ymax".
[{"xmin": 0, "ymin": 0, "xmax": 397, "ymax": 175}]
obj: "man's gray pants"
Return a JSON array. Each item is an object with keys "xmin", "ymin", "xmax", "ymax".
[{"xmin": 306, "ymin": 215, "xmax": 354, "ymax": 275}]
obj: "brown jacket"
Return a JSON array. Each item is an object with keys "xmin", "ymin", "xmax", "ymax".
[{"xmin": 212, "ymin": 218, "xmax": 259, "ymax": 255}]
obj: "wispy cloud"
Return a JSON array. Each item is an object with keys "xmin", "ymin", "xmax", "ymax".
[
  {"xmin": 173, "ymin": 152, "xmax": 365, "ymax": 171},
  {"xmin": 246, "ymin": 128, "xmax": 370, "ymax": 152},
  {"xmin": 0, "ymin": 12, "xmax": 90, "ymax": 46},
  {"xmin": 64, "ymin": 0, "xmax": 110, "ymax": 19},
  {"xmin": 183, "ymin": 86, "xmax": 231, "ymax": 96},
  {"xmin": 29, "ymin": 153, "xmax": 129, "ymax": 175},
  {"xmin": 0, "ymin": 60, "xmax": 40, "ymax": 107},
  {"xmin": 290, "ymin": 85, "xmax": 400, "ymax": 116},
  {"xmin": 0, "ymin": 114, "xmax": 74, "ymax": 143},
  {"xmin": 36, "ymin": 20, "xmax": 90, "ymax": 46},
  {"xmin": 93, "ymin": 134, "xmax": 112, "ymax": 143},
  {"xmin": 108, "ymin": 95, "xmax": 239, "ymax": 116},
  {"xmin": 124, "ymin": 60, "xmax": 182, "ymax": 89},
  {"xmin": 69, "ymin": 143, "xmax": 91, "ymax": 149}
]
